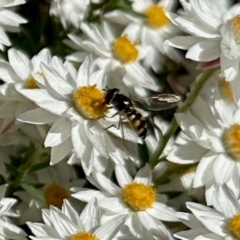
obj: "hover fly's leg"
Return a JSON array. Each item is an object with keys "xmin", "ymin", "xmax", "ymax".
[{"xmin": 103, "ymin": 111, "xmax": 122, "ymax": 131}]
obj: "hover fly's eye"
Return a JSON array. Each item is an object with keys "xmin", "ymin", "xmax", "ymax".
[
  {"xmin": 72, "ymin": 85, "xmax": 108, "ymax": 119},
  {"xmin": 145, "ymin": 5, "xmax": 170, "ymax": 28},
  {"xmin": 112, "ymin": 35, "xmax": 139, "ymax": 63}
]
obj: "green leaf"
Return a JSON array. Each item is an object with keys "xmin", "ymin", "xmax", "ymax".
[
  {"xmin": 20, "ymin": 183, "xmax": 45, "ymax": 202},
  {"xmin": 28, "ymin": 159, "xmax": 50, "ymax": 173},
  {"xmin": 5, "ymin": 163, "xmax": 18, "ymax": 177}
]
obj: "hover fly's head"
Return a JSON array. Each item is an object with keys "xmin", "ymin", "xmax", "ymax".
[{"xmin": 103, "ymin": 87, "xmax": 120, "ymax": 104}]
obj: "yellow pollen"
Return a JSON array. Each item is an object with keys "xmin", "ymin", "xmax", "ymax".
[
  {"xmin": 25, "ymin": 76, "xmax": 39, "ymax": 89},
  {"xmin": 72, "ymin": 85, "xmax": 108, "ymax": 119},
  {"xmin": 122, "ymin": 182, "xmax": 156, "ymax": 211},
  {"xmin": 145, "ymin": 5, "xmax": 170, "ymax": 28},
  {"xmin": 224, "ymin": 124, "xmax": 240, "ymax": 161},
  {"xmin": 44, "ymin": 182, "xmax": 69, "ymax": 208},
  {"xmin": 230, "ymin": 15, "xmax": 240, "ymax": 44},
  {"xmin": 218, "ymin": 79, "xmax": 234, "ymax": 102},
  {"xmin": 228, "ymin": 214, "xmax": 240, "ymax": 239},
  {"xmin": 70, "ymin": 232, "xmax": 99, "ymax": 240},
  {"xmin": 112, "ymin": 35, "xmax": 139, "ymax": 63}
]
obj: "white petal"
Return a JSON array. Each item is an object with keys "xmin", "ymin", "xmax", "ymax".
[
  {"xmin": 8, "ymin": 48, "xmax": 31, "ymax": 80},
  {"xmin": 27, "ymin": 222, "xmax": 59, "ymax": 238},
  {"xmin": 18, "ymin": 89, "xmax": 69, "ymax": 115},
  {"xmin": 134, "ymin": 164, "xmax": 152, "ymax": 185},
  {"xmin": 167, "ymin": 12, "xmax": 220, "ymax": 38},
  {"xmin": 193, "ymin": 151, "xmax": 216, "ymax": 187},
  {"xmin": 125, "ymin": 63, "xmax": 160, "ymax": 90},
  {"xmin": 17, "ymin": 108, "xmax": 57, "ymax": 124},
  {"xmin": 94, "ymin": 215, "xmax": 125, "ymax": 240},
  {"xmin": 80, "ymin": 198, "xmax": 99, "ymax": 231},
  {"xmin": 76, "ymin": 55, "xmax": 93, "ymax": 87},
  {"xmin": 186, "ymin": 202, "xmax": 224, "ymax": 220},
  {"xmin": 49, "ymin": 206, "xmax": 76, "ymax": 237},
  {"xmin": 62, "ymin": 200, "xmax": 84, "ymax": 230},
  {"xmin": 198, "ymin": 216, "xmax": 226, "ymax": 237},
  {"xmin": 41, "ymin": 63, "xmax": 73, "ymax": 98},
  {"xmin": 213, "ymin": 185, "xmax": 240, "ymax": 218},
  {"xmin": 71, "ymin": 122, "xmax": 88, "ymax": 159},
  {"xmin": 0, "ymin": 60, "xmax": 22, "ymax": 83},
  {"xmin": 99, "ymin": 197, "xmax": 126, "ymax": 213},
  {"xmin": 213, "ymin": 154, "xmax": 234, "ymax": 184},
  {"xmin": 147, "ymin": 203, "xmax": 178, "ymax": 221},
  {"xmin": 93, "ymin": 172, "xmax": 120, "ymax": 196},
  {"xmin": 174, "ymin": 228, "xmax": 213, "ymax": 240},
  {"xmin": 115, "ymin": 164, "xmax": 133, "ymax": 187},
  {"xmin": 175, "ymin": 212, "xmax": 203, "ymax": 229},
  {"xmin": 186, "ymin": 40, "xmax": 221, "ymax": 61},
  {"xmin": 45, "ymin": 117, "xmax": 71, "ymax": 147},
  {"xmin": 71, "ymin": 189, "xmax": 104, "ymax": 202},
  {"xmin": 220, "ymin": 54, "xmax": 239, "ymax": 81},
  {"xmin": 50, "ymin": 138, "xmax": 72, "ymax": 165},
  {"xmin": 165, "ymin": 36, "xmax": 202, "ymax": 50},
  {"xmin": 167, "ymin": 140, "xmax": 207, "ymax": 164}
]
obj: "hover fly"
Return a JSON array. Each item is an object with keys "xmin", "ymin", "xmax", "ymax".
[{"xmin": 104, "ymin": 88, "xmax": 181, "ymax": 139}]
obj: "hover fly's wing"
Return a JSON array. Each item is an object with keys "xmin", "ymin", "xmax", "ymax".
[{"xmin": 131, "ymin": 94, "xmax": 181, "ymax": 111}]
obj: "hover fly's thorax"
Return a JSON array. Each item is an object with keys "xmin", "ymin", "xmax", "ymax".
[{"xmin": 111, "ymin": 93, "xmax": 133, "ymax": 111}]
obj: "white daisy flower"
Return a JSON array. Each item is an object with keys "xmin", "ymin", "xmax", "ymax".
[
  {"xmin": 50, "ymin": 0, "xmax": 89, "ymax": 28},
  {"xmin": 0, "ymin": 48, "xmax": 59, "ymax": 134},
  {"xmin": 105, "ymin": 0, "xmax": 183, "ymax": 73},
  {"xmin": 66, "ymin": 21, "xmax": 161, "ymax": 95},
  {"xmin": 167, "ymin": 71, "xmax": 240, "ymax": 205},
  {"xmin": 71, "ymin": 164, "xmax": 178, "ymax": 239},
  {"xmin": 0, "ymin": 184, "xmax": 27, "ymax": 240},
  {"xmin": 27, "ymin": 198, "xmax": 125, "ymax": 240},
  {"xmin": 175, "ymin": 185, "xmax": 240, "ymax": 240},
  {"xmin": 0, "ymin": 1, "xmax": 27, "ymax": 50},
  {"xmin": 15, "ymin": 160, "xmax": 86, "ymax": 224},
  {"xmin": 165, "ymin": 0, "xmax": 240, "ymax": 81},
  {"xmin": 18, "ymin": 55, "xmax": 139, "ymax": 173}
]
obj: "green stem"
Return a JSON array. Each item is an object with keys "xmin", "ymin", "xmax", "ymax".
[{"xmin": 149, "ymin": 68, "xmax": 217, "ymax": 168}]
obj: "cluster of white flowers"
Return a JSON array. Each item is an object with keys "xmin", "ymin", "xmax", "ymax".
[{"xmin": 0, "ymin": 0, "xmax": 240, "ymax": 239}]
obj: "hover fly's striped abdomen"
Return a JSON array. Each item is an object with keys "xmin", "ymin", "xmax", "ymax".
[
  {"xmin": 125, "ymin": 107, "xmax": 147, "ymax": 139},
  {"xmin": 104, "ymin": 88, "xmax": 147, "ymax": 139}
]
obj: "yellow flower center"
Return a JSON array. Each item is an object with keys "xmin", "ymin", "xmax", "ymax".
[
  {"xmin": 70, "ymin": 232, "xmax": 99, "ymax": 240},
  {"xmin": 228, "ymin": 214, "xmax": 240, "ymax": 239},
  {"xmin": 112, "ymin": 35, "xmax": 139, "ymax": 63},
  {"xmin": 224, "ymin": 124, "xmax": 240, "ymax": 161},
  {"xmin": 145, "ymin": 5, "xmax": 170, "ymax": 28},
  {"xmin": 218, "ymin": 79, "xmax": 234, "ymax": 102},
  {"xmin": 44, "ymin": 182, "xmax": 69, "ymax": 208},
  {"xmin": 122, "ymin": 182, "xmax": 156, "ymax": 211},
  {"xmin": 230, "ymin": 15, "xmax": 240, "ymax": 44},
  {"xmin": 25, "ymin": 76, "xmax": 39, "ymax": 89},
  {"xmin": 72, "ymin": 85, "xmax": 108, "ymax": 119}
]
